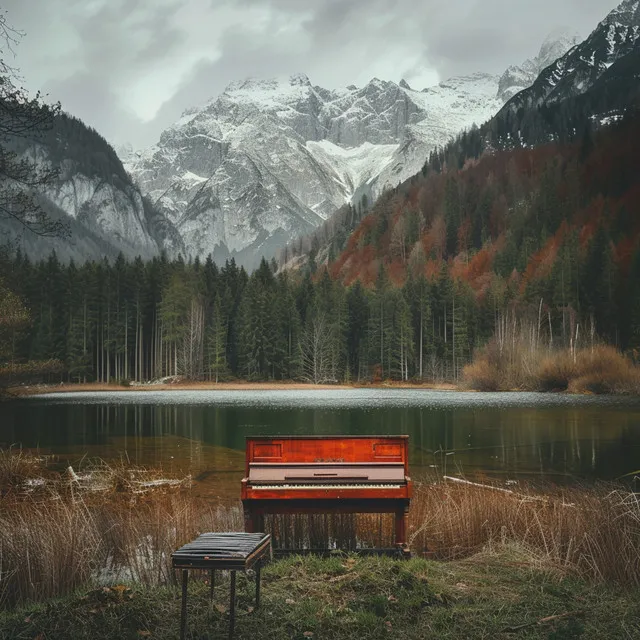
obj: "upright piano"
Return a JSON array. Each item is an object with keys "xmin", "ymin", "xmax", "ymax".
[{"xmin": 241, "ymin": 436, "xmax": 412, "ymax": 550}]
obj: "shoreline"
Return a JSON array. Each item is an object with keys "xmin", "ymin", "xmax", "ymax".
[{"xmin": 9, "ymin": 380, "xmax": 459, "ymax": 397}]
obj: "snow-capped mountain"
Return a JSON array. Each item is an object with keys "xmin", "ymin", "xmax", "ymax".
[
  {"xmin": 500, "ymin": 0, "xmax": 640, "ymax": 116},
  {"xmin": 125, "ymin": 74, "xmax": 506, "ymax": 267},
  {"xmin": 123, "ymin": 25, "xmax": 587, "ymax": 268},
  {"xmin": 498, "ymin": 28, "xmax": 581, "ymax": 101},
  {"xmin": 117, "ymin": 20, "xmax": 601, "ymax": 269}
]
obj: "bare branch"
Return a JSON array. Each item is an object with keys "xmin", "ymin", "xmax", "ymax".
[{"xmin": 0, "ymin": 13, "xmax": 69, "ymax": 239}]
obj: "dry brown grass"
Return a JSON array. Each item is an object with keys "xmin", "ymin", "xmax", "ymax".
[
  {"xmin": 0, "ymin": 490, "xmax": 242, "ymax": 607},
  {"xmin": 459, "ymin": 358, "xmax": 501, "ymax": 391},
  {"xmin": 1, "ymin": 452, "xmax": 639, "ymax": 609},
  {"xmin": 464, "ymin": 342, "xmax": 640, "ymax": 394},
  {"xmin": 409, "ymin": 480, "xmax": 640, "ymax": 586},
  {"xmin": 0, "ymin": 448, "xmax": 56, "ymax": 497}
]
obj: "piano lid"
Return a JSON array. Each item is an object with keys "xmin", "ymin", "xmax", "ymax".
[{"xmin": 248, "ymin": 463, "xmax": 406, "ymax": 484}]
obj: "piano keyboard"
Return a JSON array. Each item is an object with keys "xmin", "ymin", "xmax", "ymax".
[{"xmin": 251, "ymin": 484, "xmax": 404, "ymax": 490}]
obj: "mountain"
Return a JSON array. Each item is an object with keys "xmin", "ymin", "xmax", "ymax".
[
  {"xmin": 419, "ymin": 0, "xmax": 640, "ymax": 176},
  {"xmin": 498, "ymin": 28, "xmax": 581, "ymax": 101},
  {"xmin": 123, "ymin": 72, "xmax": 508, "ymax": 267},
  {"xmin": 128, "ymin": 40, "xmax": 593, "ymax": 269},
  {"xmin": 0, "ymin": 113, "xmax": 179, "ymax": 262},
  {"xmin": 287, "ymin": 0, "xmax": 640, "ymax": 277},
  {"xmin": 123, "ymin": 26, "xmax": 585, "ymax": 269},
  {"xmin": 500, "ymin": 0, "xmax": 640, "ymax": 117},
  {"xmin": 0, "ymin": 30, "xmax": 581, "ymax": 266}
]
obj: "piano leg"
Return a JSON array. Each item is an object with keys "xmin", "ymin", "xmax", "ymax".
[
  {"xmin": 395, "ymin": 506, "xmax": 410, "ymax": 554},
  {"xmin": 243, "ymin": 506, "xmax": 264, "ymax": 533},
  {"xmin": 244, "ymin": 506, "xmax": 254, "ymax": 533}
]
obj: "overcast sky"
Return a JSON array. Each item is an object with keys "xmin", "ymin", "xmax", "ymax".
[{"xmin": 2, "ymin": 0, "xmax": 620, "ymax": 149}]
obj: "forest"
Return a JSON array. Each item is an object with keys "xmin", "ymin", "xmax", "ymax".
[{"xmin": 1, "ymin": 108, "xmax": 640, "ymax": 387}]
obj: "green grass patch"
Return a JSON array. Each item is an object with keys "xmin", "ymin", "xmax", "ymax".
[{"xmin": 1, "ymin": 549, "xmax": 638, "ymax": 639}]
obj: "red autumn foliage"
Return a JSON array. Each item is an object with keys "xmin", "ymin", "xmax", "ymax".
[{"xmin": 324, "ymin": 115, "xmax": 640, "ymax": 302}]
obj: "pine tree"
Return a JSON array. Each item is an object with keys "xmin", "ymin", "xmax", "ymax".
[
  {"xmin": 206, "ymin": 293, "xmax": 227, "ymax": 382},
  {"xmin": 238, "ymin": 259, "xmax": 279, "ymax": 379},
  {"xmin": 346, "ymin": 282, "xmax": 370, "ymax": 381},
  {"xmin": 404, "ymin": 275, "xmax": 432, "ymax": 380},
  {"xmin": 275, "ymin": 272, "xmax": 302, "ymax": 379}
]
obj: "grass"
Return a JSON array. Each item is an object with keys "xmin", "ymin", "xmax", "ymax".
[
  {"xmin": 410, "ymin": 480, "xmax": 640, "ymax": 585},
  {"xmin": 0, "ymin": 550, "xmax": 638, "ymax": 639},
  {"xmin": 0, "ymin": 448, "xmax": 51, "ymax": 495}
]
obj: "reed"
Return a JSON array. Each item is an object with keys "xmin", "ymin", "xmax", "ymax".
[
  {"xmin": 2, "ymin": 464, "xmax": 639, "ymax": 609},
  {"xmin": 409, "ymin": 479, "xmax": 640, "ymax": 586},
  {"xmin": 0, "ymin": 448, "xmax": 52, "ymax": 496}
]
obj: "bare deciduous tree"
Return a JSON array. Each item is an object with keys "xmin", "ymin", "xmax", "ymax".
[
  {"xmin": 300, "ymin": 312, "xmax": 335, "ymax": 384},
  {"xmin": 0, "ymin": 12, "xmax": 67, "ymax": 238}
]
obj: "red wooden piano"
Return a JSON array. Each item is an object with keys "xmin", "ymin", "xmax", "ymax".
[{"xmin": 241, "ymin": 436, "xmax": 412, "ymax": 550}]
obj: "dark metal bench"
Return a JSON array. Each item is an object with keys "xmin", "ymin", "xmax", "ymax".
[{"xmin": 171, "ymin": 532, "xmax": 271, "ymax": 639}]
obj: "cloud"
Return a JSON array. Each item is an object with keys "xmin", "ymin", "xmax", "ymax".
[{"xmin": 1, "ymin": 0, "xmax": 622, "ymax": 148}]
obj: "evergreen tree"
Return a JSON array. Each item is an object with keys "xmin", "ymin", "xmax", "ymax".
[
  {"xmin": 206, "ymin": 293, "xmax": 228, "ymax": 382},
  {"xmin": 346, "ymin": 282, "xmax": 369, "ymax": 381}
]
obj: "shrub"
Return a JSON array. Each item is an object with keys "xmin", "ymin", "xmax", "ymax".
[
  {"xmin": 463, "ymin": 342, "xmax": 640, "ymax": 394},
  {"xmin": 536, "ymin": 351, "xmax": 576, "ymax": 391},
  {"xmin": 461, "ymin": 358, "xmax": 500, "ymax": 391}
]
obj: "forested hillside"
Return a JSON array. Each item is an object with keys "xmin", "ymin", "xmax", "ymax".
[
  {"xmin": 1, "ymin": 110, "xmax": 639, "ymax": 386},
  {"xmin": 325, "ymin": 109, "xmax": 640, "ymax": 359}
]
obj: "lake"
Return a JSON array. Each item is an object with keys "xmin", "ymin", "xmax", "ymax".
[{"xmin": 1, "ymin": 390, "xmax": 639, "ymax": 499}]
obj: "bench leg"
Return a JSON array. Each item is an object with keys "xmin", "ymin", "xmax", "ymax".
[
  {"xmin": 229, "ymin": 570, "xmax": 236, "ymax": 639},
  {"xmin": 255, "ymin": 562, "xmax": 261, "ymax": 608},
  {"xmin": 180, "ymin": 569, "xmax": 188, "ymax": 640},
  {"xmin": 210, "ymin": 569, "xmax": 215, "ymax": 600}
]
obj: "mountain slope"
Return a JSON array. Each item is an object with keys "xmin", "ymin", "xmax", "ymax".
[
  {"xmin": 500, "ymin": 0, "xmax": 639, "ymax": 116},
  {"xmin": 326, "ymin": 108, "xmax": 640, "ymax": 344},
  {"xmin": 497, "ymin": 28, "xmax": 581, "ymax": 101},
  {"xmin": 1, "ymin": 112, "xmax": 178, "ymax": 262},
  {"xmin": 288, "ymin": 0, "xmax": 640, "ymax": 278},
  {"xmin": 419, "ymin": 0, "xmax": 640, "ymax": 174}
]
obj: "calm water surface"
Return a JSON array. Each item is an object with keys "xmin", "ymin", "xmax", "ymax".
[{"xmin": 2, "ymin": 390, "xmax": 639, "ymax": 498}]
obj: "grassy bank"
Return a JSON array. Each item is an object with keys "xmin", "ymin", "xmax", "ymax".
[
  {"xmin": 1, "ymin": 452, "xmax": 639, "ymax": 611},
  {"xmin": 1, "ymin": 551, "xmax": 639, "ymax": 639},
  {"xmin": 463, "ymin": 343, "xmax": 640, "ymax": 394}
]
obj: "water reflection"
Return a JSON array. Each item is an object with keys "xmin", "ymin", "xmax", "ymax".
[{"xmin": 1, "ymin": 391, "xmax": 639, "ymax": 496}]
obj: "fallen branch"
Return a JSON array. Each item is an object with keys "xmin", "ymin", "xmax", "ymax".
[
  {"xmin": 443, "ymin": 476, "xmax": 514, "ymax": 494},
  {"xmin": 443, "ymin": 476, "xmax": 551, "ymax": 503}
]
